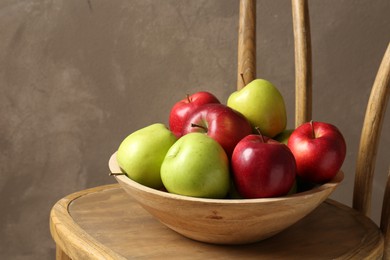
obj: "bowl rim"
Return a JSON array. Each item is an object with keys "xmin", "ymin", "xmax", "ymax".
[{"xmin": 109, "ymin": 151, "xmax": 344, "ymax": 204}]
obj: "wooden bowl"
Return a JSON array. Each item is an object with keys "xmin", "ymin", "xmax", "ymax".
[{"xmin": 109, "ymin": 152, "xmax": 343, "ymax": 245}]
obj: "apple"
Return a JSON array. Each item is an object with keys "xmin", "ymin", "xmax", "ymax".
[
  {"xmin": 116, "ymin": 123, "xmax": 177, "ymax": 189},
  {"xmin": 161, "ymin": 133, "xmax": 230, "ymax": 199},
  {"xmin": 227, "ymin": 181, "xmax": 244, "ymax": 199},
  {"xmin": 287, "ymin": 121, "xmax": 346, "ymax": 183},
  {"xmin": 169, "ymin": 91, "xmax": 220, "ymax": 138},
  {"xmin": 227, "ymin": 79, "xmax": 287, "ymax": 138},
  {"xmin": 231, "ymin": 133, "xmax": 297, "ymax": 198},
  {"xmin": 275, "ymin": 128, "xmax": 298, "ymax": 193},
  {"xmin": 181, "ymin": 103, "xmax": 253, "ymax": 157},
  {"xmin": 274, "ymin": 129, "xmax": 294, "ymax": 145},
  {"xmin": 287, "ymin": 181, "xmax": 298, "ymax": 195}
]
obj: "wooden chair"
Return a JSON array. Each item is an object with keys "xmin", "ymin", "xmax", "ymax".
[
  {"xmin": 50, "ymin": 0, "xmax": 390, "ymax": 259},
  {"xmin": 241, "ymin": 0, "xmax": 390, "ymax": 257}
]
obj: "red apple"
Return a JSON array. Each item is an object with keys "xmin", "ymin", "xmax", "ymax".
[
  {"xmin": 287, "ymin": 121, "xmax": 346, "ymax": 183},
  {"xmin": 231, "ymin": 134, "xmax": 297, "ymax": 198},
  {"xmin": 181, "ymin": 103, "xmax": 252, "ymax": 157},
  {"xmin": 169, "ymin": 91, "xmax": 220, "ymax": 138}
]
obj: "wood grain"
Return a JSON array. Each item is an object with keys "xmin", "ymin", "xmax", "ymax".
[
  {"xmin": 50, "ymin": 185, "xmax": 383, "ymax": 259},
  {"xmin": 237, "ymin": 0, "xmax": 256, "ymax": 90},
  {"xmin": 109, "ymin": 152, "xmax": 343, "ymax": 245},
  {"xmin": 381, "ymin": 168, "xmax": 390, "ymax": 259},
  {"xmin": 50, "ymin": 184, "xmax": 127, "ymax": 260},
  {"xmin": 56, "ymin": 246, "xmax": 71, "ymax": 260},
  {"xmin": 48, "ymin": 3, "xmax": 390, "ymax": 259},
  {"xmin": 353, "ymin": 43, "xmax": 390, "ymax": 217},
  {"xmin": 291, "ymin": 0, "xmax": 312, "ymax": 127}
]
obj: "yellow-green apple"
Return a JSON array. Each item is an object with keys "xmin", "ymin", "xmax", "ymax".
[
  {"xmin": 231, "ymin": 134, "xmax": 296, "ymax": 198},
  {"xmin": 161, "ymin": 133, "xmax": 230, "ymax": 199},
  {"xmin": 117, "ymin": 123, "xmax": 177, "ymax": 189},
  {"xmin": 227, "ymin": 79, "xmax": 287, "ymax": 138},
  {"xmin": 287, "ymin": 121, "xmax": 346, "ymax": 183},
  {"xmin": 181, "ymin": 103, "xmax": 252, "ymax": 157},
  {"xmin": 169, "ymin": 91, "xmax": 220, "ymax": 138},
  {"xmin": 274, "ymin": 129, "xmax": 294, "ymax": 144}
]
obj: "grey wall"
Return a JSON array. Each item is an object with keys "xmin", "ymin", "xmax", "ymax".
[{"xmin": 0, "ymin": 0, "xmax": 389, "ymax": 259}]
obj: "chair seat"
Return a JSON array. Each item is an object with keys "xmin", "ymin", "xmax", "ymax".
[{"xmin": 50, "ymin": 184, "xmax": 383, "ymax": 259}]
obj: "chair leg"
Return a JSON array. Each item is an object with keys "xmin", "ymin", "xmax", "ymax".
[{"xmin": 56, "ymin": 245, "xmax": 71, "ymax": 260}]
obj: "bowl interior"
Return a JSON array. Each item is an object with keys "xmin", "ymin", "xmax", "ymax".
[{"xmin": 108, "ymin": 151, "xmax": 343, "ymax": 203}]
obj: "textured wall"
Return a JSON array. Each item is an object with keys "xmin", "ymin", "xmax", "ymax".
[{"xmin": 0, "ymin": 0, "xmax": 389, "ymax": 259}]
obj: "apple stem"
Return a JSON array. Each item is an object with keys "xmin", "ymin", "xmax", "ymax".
[
  {"xmin": 186, "ymin": 94, "xmax": 192, "ymax": 103},
  {"xmin": 255, "ymin": 126, "xmax": 265, "ymax": 143},
  {"xmin": 240, "ymin": 73, "xmax": 246, "ymax": 86},
  {"xmin": 310, "ymin": 120, "xmax": 316, "ymax": 139},
  {"xmin": 191, "ymin": 123, "xmax": 208, "ymax": 132},
  {"xmin": 109, "ymin": 172, "xmax": 125, "ymax": 176}
]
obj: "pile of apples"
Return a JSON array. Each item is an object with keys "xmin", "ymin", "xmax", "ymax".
[{"xmin": 116, "ymin": 79, "xmax": 346, "ymax": 199}]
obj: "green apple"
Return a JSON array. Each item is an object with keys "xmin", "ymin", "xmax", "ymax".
[
  {"xmin": 227, "ymin": 79, "xmax": 287, "ymax": 138},
  {"xmin": 287, "ymin": 180, "xmax": 298, "ymax": 195},
  {"xmin": 117, "ymin": 123, "xmax": 177, "ymax": 189},
  {"xmin": 161, "ymin": 133, "xmax": 230, "ymax": 199},
  {"xmin": 274, "ymin": 129, "xmax": 294, "ymax": 145}
]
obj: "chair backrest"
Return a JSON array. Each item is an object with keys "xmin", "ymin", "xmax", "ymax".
[
  {"xmin": 237, "ymin": 0, "xmax": 390, "ymax": 255},
  {"xmin": 237, "ymin": 0, "xmax": 313, "ymax": 127},
  {"xmin": 358, "ymin": 44, "xmax": 390, "ymax": 258}
]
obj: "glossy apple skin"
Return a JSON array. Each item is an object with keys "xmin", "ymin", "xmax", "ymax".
[
  {"xmin": 274, "ymin": 129, "xmax": 294, "ymax": 145},
  {"xmin": 227, "ymin": 79, "xmax": 287, "ymax": 138},
  {"xmin": 182, "ymin": 103, "xmax": 253, "ymax": 157},
  {"xmin": 161, "ymin": 133, "xmax": 230, "ymax": 199},
  {"xmin": 169, "ymin": 91, "xmax": 220, "ymax": 138},
  {"xmin": 117, "ymin": 123, "xmax": 177, "ymax": 189},
  {"xmin": 231, "ymin": 135, "xmax": 297, "ymax": 198},
  {"xmin": 287, "ymin": 121, "xmax": 346, "ymax": 183}
]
